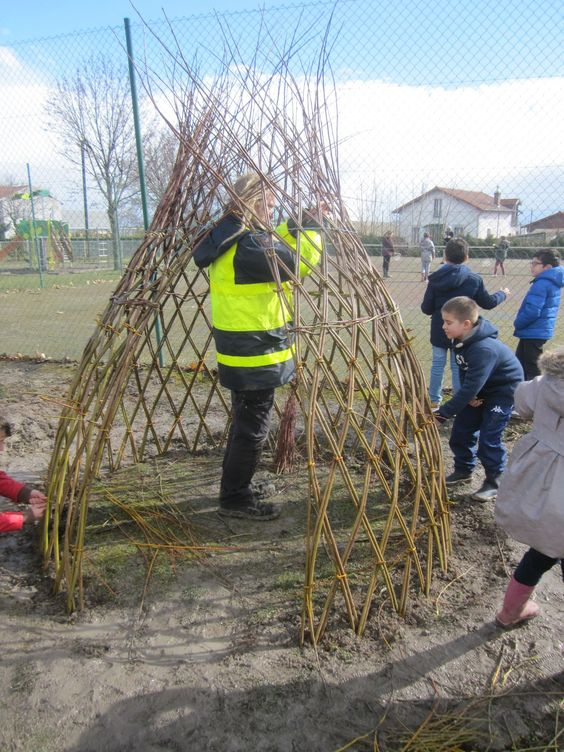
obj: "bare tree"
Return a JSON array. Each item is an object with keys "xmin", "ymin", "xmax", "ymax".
[
  {"xmin": 47, "ymin": 55, "xmax": 137, "ymax": 269},
  {"xmin": 355, "ymin": 180, "xmax": 381, "ymax": 238},
  {"xmin": 143, "ymin": 125, "xmax": 179, "ymax": 210}
]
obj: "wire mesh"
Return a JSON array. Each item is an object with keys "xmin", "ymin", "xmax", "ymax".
[
  {"xmin": 0, "ymin": 0, "xmax": 562, "ymax": 636},
  {"xmin": 0, "ymin": 0, "xmax": 562, "ymax": 366}
]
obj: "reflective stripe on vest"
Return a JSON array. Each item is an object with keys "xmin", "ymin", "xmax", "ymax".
[
  {"xmin": 209, "ymin": 240, "xmax": 294, "ymax": 371},
  {"xmin": 217, "ymin": 345, "xmax": 294, "ymax": 368}
]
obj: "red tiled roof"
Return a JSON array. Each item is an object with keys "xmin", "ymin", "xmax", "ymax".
[
  {"xmin": 393, "ymin": 186, "xmax": 519, "ymax": 213},
  {"xmin": 0, "ymin": 185, "xmax": 26, "ymax": 200},
  {"xmin": 526, "ymin": 211, "xmax": 564, "ymax": 231}
]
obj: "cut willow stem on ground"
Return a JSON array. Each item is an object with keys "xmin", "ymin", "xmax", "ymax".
[{"xmin": 42, "ymin": 7, "xmax": 450, "ymax": 640}]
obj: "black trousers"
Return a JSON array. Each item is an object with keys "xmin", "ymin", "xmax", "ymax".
[
  {"xmin": 382, "ymin": 255, "xmax": 391, "ymax": 277},
  {"xmin": 515, "ymin": 338, "xmax": 546, "ymax": 381},
  {"xmin": 514, "ymin": 547, "xmax": 564, "ymax": 586},
  {"xmin": 220, "ymin": 388, "xmax": 275, "ymax": 506}
]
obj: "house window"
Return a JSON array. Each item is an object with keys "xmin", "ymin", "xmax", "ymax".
[
  {"xmin": 433, "ymin": 199, "xmax": 442, "ymax": 218},
  {"xmin": 411, "ymin": 227, "xmax": 420, "ymax": 245}
]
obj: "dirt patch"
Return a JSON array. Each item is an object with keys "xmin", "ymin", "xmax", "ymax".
[{"xmin": 0, "ymin": 360, "xmax": 562, "ymax": 751}]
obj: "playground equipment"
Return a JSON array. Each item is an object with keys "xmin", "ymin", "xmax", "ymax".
[{"xmin": 3, "ymin": 219, "xmax": 73, "ymax": 270}]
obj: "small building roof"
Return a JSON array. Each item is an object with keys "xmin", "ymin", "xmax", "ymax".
[
  {"xmin": 0, "ymin": 185, "xmax": 26, "ymax": 200},
  {"xmin": 525, "ymin": 211, "xmax": 564, "ymax": 232},
  {"xmin": 393, "ymin": 186, "xmax": 518, "ymax": 214}
]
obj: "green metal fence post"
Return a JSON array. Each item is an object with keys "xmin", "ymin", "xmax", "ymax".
[
  {"xmin": 26, "ymin": 163, "xmax": 44, "ymax": 289},
  {"xmin": 124, "ymin": 17, "xmax": 164, "ymax": 367}
]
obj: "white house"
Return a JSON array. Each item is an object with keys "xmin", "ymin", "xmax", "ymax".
[{"xmin": 392, "ymin": 187, "xmax": 521, "ymax": 244}]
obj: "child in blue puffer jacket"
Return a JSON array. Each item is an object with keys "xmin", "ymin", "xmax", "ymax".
[{"xmin": 514, "ymin": 248, "xmax": 563, "ymax": 380}]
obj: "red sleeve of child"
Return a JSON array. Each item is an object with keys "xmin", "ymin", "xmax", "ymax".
[
  {"xmin": 0, "ymin": 470, "xmax": 30, "ymax": 503},
  {"xmin": 0, "ymin": 511, "xmax": 24, "ymax": 533}
]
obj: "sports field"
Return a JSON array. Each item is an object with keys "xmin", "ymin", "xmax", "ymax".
[{"xmin": 0, "ymin": 257, "xmax": 561, "ymax": 379}]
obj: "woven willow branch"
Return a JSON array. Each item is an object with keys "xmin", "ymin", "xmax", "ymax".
[{"xmin": 42, "ymin": 10, "xmax": 450, "ymax": 640}]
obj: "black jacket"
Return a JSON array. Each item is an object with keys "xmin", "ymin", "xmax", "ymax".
[
  {"xmin": 421, "ymin": 263, "xmax": 506, "ymax": 348},
  {"xmin": 193, "ymin": 213, "xmax": 297, "ymax": 282}
]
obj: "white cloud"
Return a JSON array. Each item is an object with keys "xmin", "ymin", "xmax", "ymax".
[
  {"xmin": 0, "ymin": 46, "xmax": 22, "ymax": 69},
  {"xmin": 336, "ymin": 77, "xmax": 564, "ymax": 215},
  {"xmin": 1, "ymin": 43, "xmax": 562, "ymax": 224}
]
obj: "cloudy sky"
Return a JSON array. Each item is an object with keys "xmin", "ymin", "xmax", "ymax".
[{"xmin": 1, "ymin": 0, "xmax": 562, "ymax": 225}]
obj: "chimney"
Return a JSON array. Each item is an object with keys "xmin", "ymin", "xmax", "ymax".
[{"xmin": 493, "ymin": 187, "xmax": 501, "ymax": 207}]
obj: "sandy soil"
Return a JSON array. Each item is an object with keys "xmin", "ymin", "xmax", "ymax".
[{"xmin": 0, "ymin": 359, "xmax": 562, "ymax": 752}]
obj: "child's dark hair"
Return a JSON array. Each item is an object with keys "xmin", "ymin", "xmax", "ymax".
[
  {"xmin": 441, "ymin": 296, "xmax": 479, "ymax": 323},
  {"xmin": 444, "ymin": 238, "xmax": 469, "ymax": 264},
  {"xmin": 0, "ymin": 417, "xmax": 13, "ymax": 437},
  {"xmin": 533, "ymin": 248, "xmax": 560, "ymax": 268}
]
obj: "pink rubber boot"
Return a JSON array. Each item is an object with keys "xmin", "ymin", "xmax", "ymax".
[{"xmin": 495, "ymin": 576, "xmax": 540, "ymax": 628}]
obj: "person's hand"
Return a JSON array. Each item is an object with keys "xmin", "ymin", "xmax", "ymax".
[
  {"xmin": 23, "ymin": 497, "xmax": 46, "ymax": 524},
  {"xmin": 468, "ymin": 398, "xmax": 484, "ymax": 407},
  {"xmin": 303, "ymin": 204, "xmax": 329, "ymax": 223},
  {"xmin": 500, "ymin": 287, "xmax": 510, "ymax": 295},
  {"xmin": 29, "ymin": 489, "xmax": 46, "ymax": 504}
]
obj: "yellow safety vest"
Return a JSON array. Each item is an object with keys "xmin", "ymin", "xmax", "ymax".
[{"xmin": 209, "ymin": 221, "xmax": 321, "ymax": 390}]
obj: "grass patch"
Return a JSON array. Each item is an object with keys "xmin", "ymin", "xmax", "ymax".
[
  {"xmin": 78, "ymin": 457, "xmax": 231, "ymax": 607},
  {"xmin": 2, "ymin": 255, "xmax": 562, "ymax": 365},
  {"xmin": 0, "ymin": 267, "xmax": 121, "ymax": 291},
  {"xmin": 273, "ymin": 570, "xmax": 304, "ymax": 591}
]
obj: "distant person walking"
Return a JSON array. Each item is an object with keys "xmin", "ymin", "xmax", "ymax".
[
  {"xmin": 381, "ymin": 230, "xmax": 394, "ymax": 279},
  {"xmin": 513, "ymin": 248, "xmax": 563, "ymax": 380},
  {"xmin": 419, "ymin": 232, "xmax": 435, "ymax": 282},
  {"xmin": 493, "ymin": 236, "xmax": 509, "ymax": 276}
]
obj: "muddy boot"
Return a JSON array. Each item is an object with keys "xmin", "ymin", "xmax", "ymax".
[
  {"xmin": 471, "ymin": 474, "xmax": 500, "ymax": 502},
  {"xmin": 495, "ymin": 576, "xmax": 540, "ymax": 628}
]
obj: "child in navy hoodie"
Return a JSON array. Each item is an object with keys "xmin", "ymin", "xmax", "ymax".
[
  {"xmin": 421, "ymin": 238, "xmax": 509, "ymax": 407},
  {"xmin": 434, "ymin": 297, "xmax": 523, "ymax": 502}
]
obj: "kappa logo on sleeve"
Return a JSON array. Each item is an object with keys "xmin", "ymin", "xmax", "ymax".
[{"xmin": 490, "ymin": 405, "xmax": 505, "ymax": 414}]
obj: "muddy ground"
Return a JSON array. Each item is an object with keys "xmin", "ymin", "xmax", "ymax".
[{"xmin": 0, "ymin": 359, "xmax": 562, "ymax": 752}]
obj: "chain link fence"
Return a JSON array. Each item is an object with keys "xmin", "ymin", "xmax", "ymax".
[{"xmin": 0, "ymin": 0, "xmax": 562, "ymax": 366}]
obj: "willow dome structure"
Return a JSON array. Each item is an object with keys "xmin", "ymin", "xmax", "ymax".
[{"xmin": 42, "ymin": 14, "xmax": 450, "ymax": 644}]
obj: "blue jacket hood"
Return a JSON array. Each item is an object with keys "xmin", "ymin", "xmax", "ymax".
[
  {"xmin": 427, "ymin": 262, "xmax": 473, "ymax": 292},
  {"xmin": 456, "ymin": 316, "xmax": 499, "ymax": 348},
  {"xmin": 513, "ymin": 265, "xmax": 564, "ymax": 340},
  {"xmin": 421, "ymin": 263, "xmax": 507, "ymax": 348},
  {"xmin": 539, "ymin": 265, "xmax": 564, "ymax": 288}
]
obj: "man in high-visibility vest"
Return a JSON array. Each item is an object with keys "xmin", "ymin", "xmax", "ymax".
[{"xmin": 193, "ymin": 174, "xmax": 323, "ymax": 519}]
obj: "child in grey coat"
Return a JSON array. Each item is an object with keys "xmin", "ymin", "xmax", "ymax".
[{"xmin": 494, "ymin": 346, "xmax": 564, "ymax": 627}]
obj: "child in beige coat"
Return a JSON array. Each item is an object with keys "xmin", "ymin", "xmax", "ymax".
[{"xmin": 494, "ymin": 346, "xmax": 564, "ymax": 627}]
